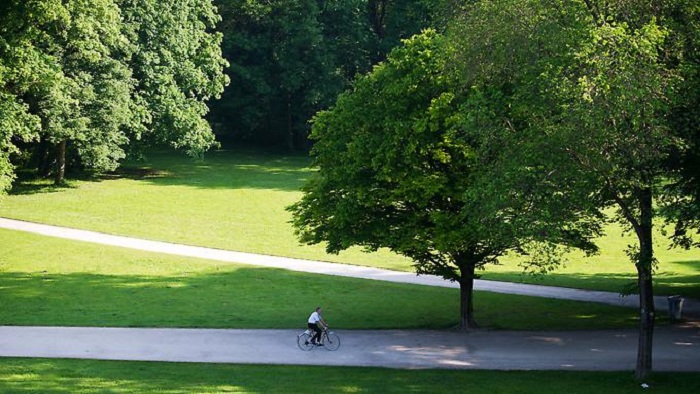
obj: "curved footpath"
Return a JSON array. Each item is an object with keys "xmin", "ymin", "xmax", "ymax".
[
  {"xmin": 1, "ymin": 218, "xmax": 698, "ymax": 316},
  {"xmin": 1, "ymin": 217, "xmax": 699, "ymax": 371}
]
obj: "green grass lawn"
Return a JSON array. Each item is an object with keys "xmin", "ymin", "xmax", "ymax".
[
  {"xmin": 0, "ymin": 358, "xmax": 698, "ymax": 393},
  {"xmin": 0, "ymin": 148, "xmax": 697, "ymax": 299},
  {"xmin": 484, "ymin": 221, "xmax": 699, "ymax": 298},
  {"xmin": 0, "ymin": 228, "xmax": 639, "ymax": 330},
  {"xmin": 0, "ymin": 148, "xmax": 696, "ymax": 390},
  {"xmin": 1, "ymin": 149, "xmax": 413, "ymax": 271}
]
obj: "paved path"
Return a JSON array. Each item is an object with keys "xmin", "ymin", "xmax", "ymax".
[
  {"xmin": 1, "ymin": 326, "xmax": 699, "ymax": 371},
  {"xmin": 1, "ymin": 217, "xmax": 698, "ymax": 317},
  {"xmin": 2, "ymin": 217, "xmax": 700, "ymax": 371}
]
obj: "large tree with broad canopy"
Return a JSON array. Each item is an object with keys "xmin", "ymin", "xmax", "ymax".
[{"xmin": 288, "ymin": 29, "xmax": 599, "ymax": 329}]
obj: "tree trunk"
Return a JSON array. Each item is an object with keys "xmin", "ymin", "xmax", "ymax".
[
  {"xmin": 54, "ymin": 140, "xmax": 66, "ymax": 185},
  {"xmin": 635, "ymin": 187, "xmax": 655, "ymax": 381},
  {"xmin": 367, "ymin": 0, "xmax": 388, "ymax": 40},
  {"xmin": 367, "ymin": 0, "xmax": 388, "ymax": 62},
  {"xmin": 286, "ymin": 94, "xmax": 295, "ymax": 152},
  {"xmin": 37, "ymin": 137, "xmax": 54, "ymax": 178},
  {"xmin": 457, "ymin": 255, "xmax": 479, "ymax": 330}
]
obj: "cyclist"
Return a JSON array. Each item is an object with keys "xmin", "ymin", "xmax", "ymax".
[{"xmin": 307, "ymin": 307, "xmax": 327, "ymax": 345}]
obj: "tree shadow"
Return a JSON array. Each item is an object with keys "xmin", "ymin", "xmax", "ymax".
[
  {"xmin": 8, "ymin": 180, "xmax": 80, "ymax": 196},
  {"xmin": 481, "ymin": 263, "xmax": 700, "ymax": 299},
  {"xmin": 102, "ymin": 148, "xmax": 313, "ymax": 191},
  {"xmin": 101, "ymin": 167, "xmax": 171, "ymax": 181},
  {"xmin": 0, "ymin": 267, "xmax": 457, "ymax": 330},
  {"xmin": 7, "ymin": 148, "xmax": 313, "ymax": 195},
  {"xmin": 670, "ymin": 259, "xmax": 700, "ymax": 272},
  {"xmin": 0, "ymin": 266, "xmax": 638, "ymax": 331}
]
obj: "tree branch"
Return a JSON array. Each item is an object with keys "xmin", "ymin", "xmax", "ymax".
[{"xmin": 606, "ymin": 179, "xmax": 642, "ymax": 239}]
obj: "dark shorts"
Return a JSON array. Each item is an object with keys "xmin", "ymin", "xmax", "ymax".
[{"xmin": 308, "ymin": 323, "xmax": 321, "ymax": 339}]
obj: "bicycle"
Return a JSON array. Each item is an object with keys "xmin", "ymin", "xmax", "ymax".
[{"xmin": 297, "ymin": 326, "xmax": 340, "ymax": 351}]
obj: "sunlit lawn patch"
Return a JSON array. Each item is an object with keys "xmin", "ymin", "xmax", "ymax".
[
  {"xmin": 0, "ymin": 228, "xmax": 639, "ymax": 330},
  {"xmin": 1, "ymin": 148, "xmax": 697, "ymax": 298}
]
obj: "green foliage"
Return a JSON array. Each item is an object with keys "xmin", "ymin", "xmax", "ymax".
[
  {"xmin": 289, "ymin": 29, "xmax": 601, "ymax": 328},
  {"xmin": 1, "ymin": 0, "xmax": 135, "ymax": 182},
  {"xmin": 0, "ymin": 0, "xmax": 228, "ymax": 189},
  {"xmin": 445, "ymin": 0, "xmax": 699, "ymax": 274},
  {"xmin": 661, "ymin": 0, "xmax": 700, "ymax": 249},
  {"xmin": 0, "ymin": 93, "xmax": 38, "ymax": 194},
  {"xmin": 210, "ymin": 0, "xmax": 444, "ymax": 150},
  {"xmin": 213, "ymin": 0, "xmax": 334, "ymax": 150},
  {"xmin": 118, "ymin": 0, "xmax": 229, "ymax": 156},
  {"xmin": 289, "ymin": 0, "xmax": 699, "ymax": 334},
  {"xmin": 443, "ymin": 0, "xmax": 699, "ymax": 378},
  {"xmin": 212, "ymin": 0, "xmax": 371, "ymax": 149},
  {"xmin": 446, "ymin": 0, "xmax": 605, "ymax": 264},
  {"xmin": 291, "ymin": 30, "xmax": 476, "ymax": 274}
]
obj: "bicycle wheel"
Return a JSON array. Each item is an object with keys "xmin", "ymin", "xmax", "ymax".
[
  {"xmin": 297, "ymin": 332, "xmax": 314, "ymax": 351},
  {"xmin": 323, "ymin": 332, "xmax": 340, "ymax": 351}
]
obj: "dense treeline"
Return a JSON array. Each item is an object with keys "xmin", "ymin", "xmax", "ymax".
[
  {"xmin": 0, "ymin": 0, "xmax": 446, "ymax": 188},
  {"xmin": 0, "ymin": 0, "xmax": 229, "ymax": 189},
  {"xmin": 210, "ymin": 0, "xmax": 447, "ymax": 150}
]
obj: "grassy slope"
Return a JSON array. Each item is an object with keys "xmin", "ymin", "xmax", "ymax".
[
  {"xmin": 0, "ymin": 228, "xmax": 639, "ymax": 330},
  {"xmin": 0, "ymin": 149, "xmax": 696, "ymax": 389},
  {"xmin": 0, "ymin": 148, "xmax": 697, "ymax": 299},
  {"xmin": 1, "ymin": 150, "xmax": 414, "ymax": 271}
]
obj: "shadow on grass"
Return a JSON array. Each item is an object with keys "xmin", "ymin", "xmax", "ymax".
[
  {"xmin": 0, "ymin": 267, "xmax": 457, "ymax": 330},
  {"xmin": 3, "ymin": 359, "xmax": 698, "ymax": 393},
  {"xmin": 671, "ymin": 259, "xmax": 700, "ymax": 273},
  {"xmin": 481, "ymin": 265, "xmax": 700, "ymax": 299},
  {"xmin": 0, "ymin": 266, "xmax": 639, "ymax": 331},
  {"xmin": 105, "ymin": 149, "xmax": 313, "ymax": 191},
  {"xmin": 654, "ymin": 260, "xmax": 700, "ymax": 298},
  {"xmin": 8, "ymin": 149, "xmax": 313, "ymax": 194},
  {"xmin": 8, "ymin": 180, "xmax": 81, "ymax": 196}
]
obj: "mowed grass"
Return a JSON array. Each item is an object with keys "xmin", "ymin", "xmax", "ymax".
[
  {"xmin": 1, "ymin": 149, "xmax": 413, "ymax": 271},
  {"xmin": 0, "ymin": 148, "xmax": 697, "ymax": 298},
  {"xmin": 484, "ymin": 221, "xmax": 700, "ymax": 298},
  {"xmin": 1, "ymin": 358, "xmax": 699, "ymax": 394},
  {"xmin": 0, "ymin": 228, "xmax": 639, "ymax": 330},
  {"xmin": 0, "ymin": 149, "xmax": 694, "ymax": 390}
]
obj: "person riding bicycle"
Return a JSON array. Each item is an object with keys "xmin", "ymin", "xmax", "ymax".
[{"xmin": 307, "ymin": 307, "xmax": 327, "ymax": 345}]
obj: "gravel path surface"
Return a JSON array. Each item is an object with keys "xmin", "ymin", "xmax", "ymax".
[{"xmin": 1, "ymin": 325, "xmax": 698, "ymax": 371}]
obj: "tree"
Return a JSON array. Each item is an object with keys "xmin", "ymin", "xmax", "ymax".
[
  {"xmin": 212, "ymin": 0, "xmax": 334, "ymax": 150},
  {"xmin": 662, "ymin": 0, "xmax": 700, "ymax": 250},
  {"xmin": 367, "ymin": 0, "xmax": 442, "ymax": 62},
  {"xmin": 0, "ymin": 0, "xmax": 228, "ymax": 188},
  {"xmin": 0, "ymin": 79, "xmax": 39, "ymax": 195},
  {"xmin": 0, "ymin": 0, "xmax": 43, "ymax": 193},
  {"xmin": 0, "ymin": 0, "xmax": 135, "ymax": 185},
  {"xmin": 559, "ymin": 19, "xmax": 674, "ymax": 381},
  {"xmin": 444, "ymin": 0, "xmax": 699, "ymax": 379},
  {"xmin": 543, "ymin": 1, "xmax": 700, "ymax": 379},
  {"xmin": 288, "ymin": 30, "xmax": 597, "ymax": 329},
  {"xmin": 118, "ymin": 0, "xmax": 229, "ymax": 157}
]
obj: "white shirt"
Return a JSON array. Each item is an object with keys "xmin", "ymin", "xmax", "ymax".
[{"xmin": 308, "ymin": 311, "xmax": 321, "ymax": 324}]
